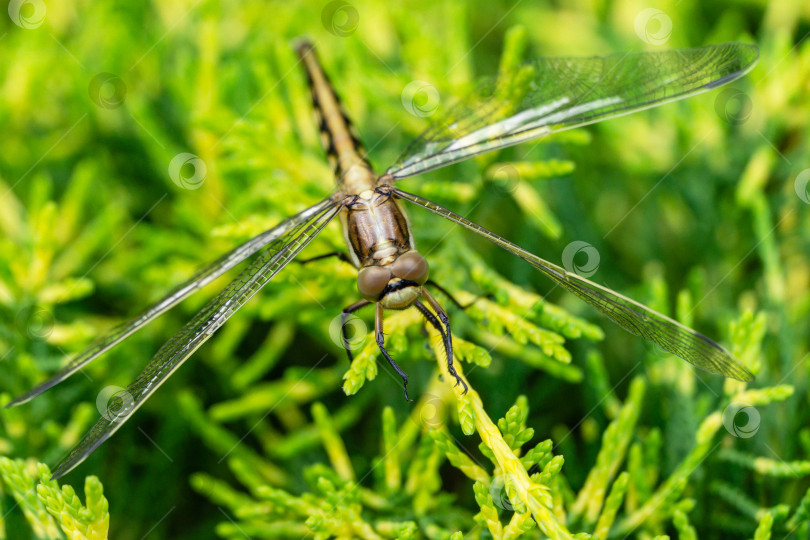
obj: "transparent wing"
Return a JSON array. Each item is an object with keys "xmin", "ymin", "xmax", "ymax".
[
  {"xmin": 6, "ymin": 198, "xmax": 337, "ymax": 408},
  {"xmin": 386, "ymin": 42, "xmax": 758, "ymax": 179},
  {"xmin": 49, "ymin": 199, "xmax": 342, "ymax": 478},
  {"xmin": 394, "ymin": 188, "xmax": 753, "ymax": 382}
]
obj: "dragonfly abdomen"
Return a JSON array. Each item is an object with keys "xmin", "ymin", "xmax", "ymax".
[{"xmin": 296, "ymin": 39, "xmax": 373, "ymax": 191}]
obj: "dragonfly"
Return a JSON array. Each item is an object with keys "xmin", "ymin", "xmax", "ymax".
[{"xmin": 7, "ymin": 39, "xmax": 758, "ymax": 478}]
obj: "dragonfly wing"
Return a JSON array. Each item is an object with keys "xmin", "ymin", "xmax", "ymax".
[
  {"xmin": 386, "ymin": 42, "xmax": 758, "ymax": 179},
  {"xmin": 49, "ymin": 199, "xmax": 342, "ymax": 478},
  {"xmin": 395, "ymin": 188, "xmax": 753, "ymax": 382},
  {"xmin": 6, "ymin": 198, "xmax": 337, "ymax": 408}
]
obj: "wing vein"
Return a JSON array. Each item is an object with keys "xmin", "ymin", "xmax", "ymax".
[
  {"xmin": 393, "ymin": 187, "xmax": 753, "ymax": 383},
  {"xmin": 6, "ymin": 197, "xmax": 337, "ymax": 408},
  {"xmin": 387, "ymin": 43, "xmax": 758, "ymax": 178},
  {"xmin": 49, "ymin": 199, "xmax": 342, "ymax": 478}
]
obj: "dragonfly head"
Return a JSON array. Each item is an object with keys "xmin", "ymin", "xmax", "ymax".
[{"xmin": 357, "ymin": 251, "xmax": 429, "ymax": 309}]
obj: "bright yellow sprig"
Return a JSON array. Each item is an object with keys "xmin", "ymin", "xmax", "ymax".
[
  {"xmin": 312, "ymin": 402, "xmax": 355, "ymax": 482},
  {"xmin": 592, "ymin": 472, "xmax": 629, "ymax": 539},
  {"xmin": 473, "ymin": 480, "xmax": 505, "ymax": 539},
  {"xmin": 426, "ymin": 323, "xmax": 572, "ymax": 540},
  {"xmin": 429, "ymin": 430, "xmax": 490, "ymax": 483},
  {"xmin": 0, "ymin": 458, "xmax": 62, "ymax": 539},
  {"xmin": 570, "ymin": 377, "xmax": 646, "ymax": 525},
  {"xmin": 381, "ymin": 407, "xmax": 402, "ymax": 492},
  {"xmin": 35, "ymin": 465, "xmax": 110, "ymax": 540},
  {"xmin": 754, "ymin": 511, "xmax": 774, "ymax": 540}
]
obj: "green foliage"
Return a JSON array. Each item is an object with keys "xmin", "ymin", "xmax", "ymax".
[
  {"xmin": 1, "ymin": 0, "xmax": 809, "ymax": 538},
  {"xmin": 0, "ymin": 457, "xmax": 109, "ymax": 539}
]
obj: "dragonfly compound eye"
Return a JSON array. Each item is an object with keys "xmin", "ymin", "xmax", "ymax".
[
  {"xmin": 357, "ymin": 265, "xmax": 393, "ymax": 301},
  {"xmin": 391, "ymin": 251, "xmax": 429, "ymax": 285}
]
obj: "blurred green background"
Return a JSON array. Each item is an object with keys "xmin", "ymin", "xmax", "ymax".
[{"xmin": 1, "ymin": 0, "xmax": 808, "ymax": 538}]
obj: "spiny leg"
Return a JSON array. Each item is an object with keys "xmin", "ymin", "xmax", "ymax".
[
  {"xmin": 414, "ymin": 294, "xmax": 468, "ymax": 394},
  {"xmin": 413, "ymin": 300, "xmax": 448, "ymax": 342},
  {"xmin": 375, "ymin": 303, "xmax": 411, "ymax": 401},
  {"xmin": 340, "ymin": 300, "xmax": 371, "ymax": 362},
  {"xmin": 296, "ymin": 251, "xmax": 356, "ymax": 267},
  {"xmin": 426, "ymin": 280, "xmax": 491, "ymax": 310}
]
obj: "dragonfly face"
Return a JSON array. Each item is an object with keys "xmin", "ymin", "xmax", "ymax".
[
  {"xmin": 357, "ymin": 250, "xmax": 430, "ymax": 309},
  {"xmin": 7, "ymin": 37, "xmax": 759, "ymax": 479}
]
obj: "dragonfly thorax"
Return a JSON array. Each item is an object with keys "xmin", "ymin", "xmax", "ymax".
[
  {"xmin": 357, "ymin": 251, "xmax": 430, "ymax": 309},
  {"xmin": 341, "ymin": 188, "xmax": 414, "ymax": 267}
]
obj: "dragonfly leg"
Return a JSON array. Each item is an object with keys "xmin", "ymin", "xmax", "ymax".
[
  {"xmin": 415, "ymin": 293, "xmax": 468, "ymax": 395},
  {"xmin": 426, "ymin": 280, "xmax": 491, "ymax": 310},
  {"xmin": 340, "ymin": 300, "xmax": 371, "ymax": 362},
  {"xmin": 296, "ymin": 252, "xmax": 356, "ymax": 267},
  {"xmin": 375, "ymin": 303, "xmax": 411, "ymax": 401}
]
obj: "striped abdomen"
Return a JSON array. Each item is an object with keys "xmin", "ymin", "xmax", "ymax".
[{"xmin": 295, "ymin": 39, "xmax": 374, "ymax": 192}]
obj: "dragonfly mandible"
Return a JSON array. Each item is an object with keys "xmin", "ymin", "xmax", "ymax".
[{"xmin": 6, "ymin": 39, "xmax": 759, "ymax": 478}]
